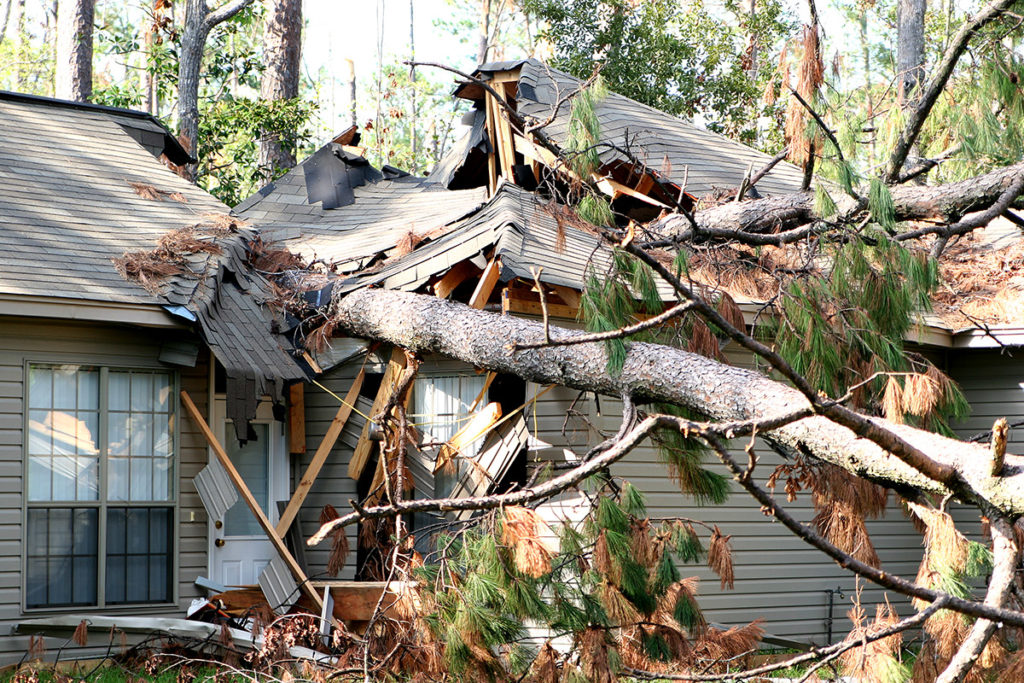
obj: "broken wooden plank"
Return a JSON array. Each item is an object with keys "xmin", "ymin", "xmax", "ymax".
[
  {"xmin": 469, "ymin": 371, "xmax": 498, "ymax": 411},
  {"xmin": 594, "ymin": 175, "xmax": 672, "ymax": 209},
  {"xmin": 492, "ymin": 83, "xmax": 518, "ymax": 181},
  {"xmin": 434, "ymin": 401, "xmax": 503, "ymax": 473},
  {"xmin": 278, "ymin": 368, "xmax": 366, "ymax": 535},
  {"xmin": 310, "ymin": 580, "xmax": 410, "ymax": 621},
  {"xmin": 469, "ymin": 258, "xmax": 501, "ymax": 309},
  {"xmin": 288, "ymin": 383, "xmax": 306, "ymax": 455},
  {"xmin": 433, "ymin": 260, "xmax": 480, "ymax": 300},
  {"xmin": 179, "ymin": 390, "xmax": 324, "ymax": 612},
  {"xmin": 348, "ymin": 349, "xmax": 407, "ymax": 480},
  {"xmin": 502, "ymin": 286, "xmax": 579, "ymax": 320},
  {"xmin": 484, "ymin": 95, "xmax": 499, "ymax": 193}
]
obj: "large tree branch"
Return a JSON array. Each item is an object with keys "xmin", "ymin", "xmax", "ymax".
[
  {"xmin": 884, "ymin": 0, "xmax": 1017, "ymax": 182},
  {"xmin": 328, "ymin": 288, "xmax": 1024, "ymax": 515},
  {"xmin": 653, "ymin": 161, "xmax": 1024, "ymax": 242}
]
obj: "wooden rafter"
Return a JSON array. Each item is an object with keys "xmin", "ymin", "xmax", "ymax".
[
  {"xmin": 348, "ymin": 348, "xmax": 408, "ymax": 480},
  {"xmin": 469, "ymin": 258, "xmax": 502, "ymax": 309}
]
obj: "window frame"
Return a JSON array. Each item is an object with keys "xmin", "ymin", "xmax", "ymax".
[{"xmin": 21, "ymin": 358, "xmax": 180, "ymax": 613}]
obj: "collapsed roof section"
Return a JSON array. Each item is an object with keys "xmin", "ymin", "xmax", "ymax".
[
  {"xmin": 235, "ymin": 140, "xmax": 488, "ymax": 274},
  {"xmin": 433, "ymin": 59, "xmax": 806, "ymax": 211}
]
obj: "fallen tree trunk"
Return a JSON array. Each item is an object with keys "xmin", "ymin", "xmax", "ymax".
[
  {"xmin": 331, "ymin": 288, "xmax": 1024, "ymax": 516},
  {"xmin": 654, "ymin": 161, "xmax": 1024, "ymax": 239}
]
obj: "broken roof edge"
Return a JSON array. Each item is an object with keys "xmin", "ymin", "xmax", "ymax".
[{"xmin": 0, "ymin": 90, "xmax": 195, "ymax": 165}]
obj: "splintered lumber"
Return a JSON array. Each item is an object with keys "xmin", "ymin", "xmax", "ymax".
[
  {"xmin": 502, "ymin": 286, "xmax": 578, "ymax": 320},
  {"xmin": 469, "ymin": 258, "xmax": 501, "ymax": 309},
  {"xmin": 434, "ymin": 260, "xmax": 480, "ymax": 299},
  {"xmin": 549, "ymin": 283, "xmax": 582, "ymax": 309},
  {"xmin": 278, "ymin": 368, "xmax": 366, "ymax": 535},
  {"xmin": 288, "ymin": 383, "xmax": 306, "ymax": 455},
  {"xmin": 348, "ymin": 348, "xmax": 407, "ymax": 480},
  {"xmin": 434, "ymin": 402, "xmax": 503, "ymax": 473},
  {"xmin": 484, "ymin": 95, "xmax": 499, "ymax": 192},
  {"xmin": 594, "ymin": 175, "xmax": 671, "ymax": 209},
  {"xmin": 179, "ymin": 391, "xmax": 324, "ymax": 611}
]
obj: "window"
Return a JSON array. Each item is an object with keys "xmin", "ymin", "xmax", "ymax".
[
  {"xmin": 413, "ymin": 374, "xmax": 487, "ymax": 497},
  {"xmin": 25, "ymin": 364, "xmax": 175, "ymax": 609}
]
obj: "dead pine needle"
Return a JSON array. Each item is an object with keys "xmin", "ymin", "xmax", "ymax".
[{"xmin": 708, "ymin": 525, "xmax": 735, "ymax": 590}]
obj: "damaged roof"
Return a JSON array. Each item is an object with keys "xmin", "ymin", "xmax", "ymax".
[
  {"xmin": 447, "ymin": 59, "xmax": 806, "ymax": 198},
  {"xmin": 235, "ymin": 141, "xmax": 488, "ymax": 273}
]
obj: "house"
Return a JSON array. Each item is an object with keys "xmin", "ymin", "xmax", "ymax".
[
  {"xmin": 1, "ymin": 56, "xmax": 1018, "ymax": 664},
  {"xmin": 0, "ymin": 91, "xmax": 306, "ymax": 660}
]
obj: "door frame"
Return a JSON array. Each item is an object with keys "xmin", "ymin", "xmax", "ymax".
[{"xmin": 207, "ymin": 396, "xmax": 289, "ymax": 582}]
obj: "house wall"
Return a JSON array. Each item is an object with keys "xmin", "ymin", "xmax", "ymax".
[{"xmin": 0, "ymin": 317, "xmax": 210, "ymax": 663}]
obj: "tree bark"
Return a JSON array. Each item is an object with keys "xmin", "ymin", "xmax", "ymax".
[
  {"xmin": 328, "ymin": 287, "xmax": 1024, "ymax": 517},
  {"xmin": 897, "ymin": 0, "xmax": 926, "ymax": 104},
  {"xmin": 177, "ymin": 0, "xmax": 256, "ymax": 182},
  {"xmin": 653, "ymin": 160, "xmax": 1024, "ymax": 241},
  {"xmin": 478, "ymin": 0, "xmax": 490, "ymax": 64},
  {"xmin": 258, "ymin": 0, "xmax": 301, "ymax": 180},
  {"xmin": 55, "ymin": 0, "xmax": 95, "ymax": 101}
]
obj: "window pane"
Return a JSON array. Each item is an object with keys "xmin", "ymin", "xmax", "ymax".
[
  {"xmin": 153, "ymin": 456, "xmax": 171, "ymax": 501},
  {"xmin": 223, "ymin": 424, "xmax": 270, "ymax": 536},
  {"xmin": 28, "ymin": 365, "xmax": 102, "ymax": 502},
  {"xmin": 106, "ymin": 507, "xmax": 172, "ymax": 605},
  {"xmin": 28, "ymin": 368, "xmax": 51, "ymax": 409},
  {"xmin": 130, "ymin": 414, "xmax": 153, "ymax": 456},
  {"xmin": 52, "ymin": 368, "xmax": 76, "ymax": 410},
  {"xmin": 108, "ymin": 456, "xmax": 129, "ymax": 501},
  {"xmin": 109, "ymin": 372, "xmax": 130, "ymax": 411},
  {"xmin": 26, "ymin": 508, "xmax": 97, "ymax": 608},
  {"xmin": 154, "ymin": 374, "xmax": 171, "ymax": 411},
  {"xmin": 130, "ymin": 458, "xmax": 153, "ymax": 501},
  {"xmin": 109, "ymin": 413, "xmax": 130, "ymax": 456},
  {"xmin": 77, "ymin": 370, "xmax": 98, "ymax": 411},
  {"xmin": 131, "ymin": 374, "xmax": 153, "ymax": 413}
]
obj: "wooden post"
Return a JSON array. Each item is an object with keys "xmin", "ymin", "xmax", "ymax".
[
  {"xmin": 277, "ymin": 369, "xmax": 366, "ymax": 535},
  {"xmin": 180, "ymin": 390, "xmax": 324, "ymax": 611},
  {"xmin": 288, "ymin": 383, "xmax": 305, "ymax": 455},
  {"xmin": 348, "ymin": 348, "xmax": 408, "ymax": 480}
]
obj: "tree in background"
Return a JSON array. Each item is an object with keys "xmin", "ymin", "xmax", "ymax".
[
  {"xmin": 257, "ymin": 0, "xmax": 302, "ymax": 179},
  {"xmin": 55, "ymin": 0, "xmax": 94, "ymax": 101}
]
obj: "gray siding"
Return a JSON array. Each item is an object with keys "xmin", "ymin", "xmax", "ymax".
[{"xmin": 0, "ymin": 317, "xmax": 210, "ymax": 663}]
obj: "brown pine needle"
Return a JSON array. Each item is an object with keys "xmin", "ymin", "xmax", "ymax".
[{"xmin": 708, "ymin": 526, "xmax": 735, "ymax": 590}]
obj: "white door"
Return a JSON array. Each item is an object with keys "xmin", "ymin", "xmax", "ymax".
[{"xmin": 209, "ymin": 399, "xmax": 288, "ymax": 587}]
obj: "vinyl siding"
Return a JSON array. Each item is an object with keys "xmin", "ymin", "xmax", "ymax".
[{"xmin": 0, "ymin": 317, "xmax": 210, "ymax": 663}]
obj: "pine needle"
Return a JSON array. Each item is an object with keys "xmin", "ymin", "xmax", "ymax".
[
  {"xmin": 501, "ymin": 506, "xmax": 554, "ymax": 578},
  {"xmin": 902, "ymin": 372, "xmax": 940, "ymax": 417}
]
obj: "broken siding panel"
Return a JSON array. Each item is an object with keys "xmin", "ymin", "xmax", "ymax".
[{"xmin": 0, "ymin": 318, "xmax": 211, "ymax": 664}]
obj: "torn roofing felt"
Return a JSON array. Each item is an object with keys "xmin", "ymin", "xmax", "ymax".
[
  {"xmin": 440, "ymin": 59, "xmax": 806, "ymax": 198},
  {"xmin": 234, "ymin": 140, "xmax": 488, "ymax": 274}
]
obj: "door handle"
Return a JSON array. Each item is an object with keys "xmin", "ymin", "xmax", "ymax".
[{"xmin": 215, "ymin": 538, "xmax": 225, "ymax": 547}]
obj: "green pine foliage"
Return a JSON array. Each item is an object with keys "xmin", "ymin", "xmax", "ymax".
[
  {"xmin": 416, "ymin": 487, "xmax": 711, "ymax": 676},
  {"xmin": 868, "ymin": 178, "xmax": 897, "ymax": 232}
]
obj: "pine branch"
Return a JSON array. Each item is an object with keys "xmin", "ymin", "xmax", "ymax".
[
  {"xmin": 513, "ymin": 302, "xmax": 696, "ymax": 350},
  {"xmin": 204, "ymin": 0, "xmax": 256, "ymax": 28}
]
